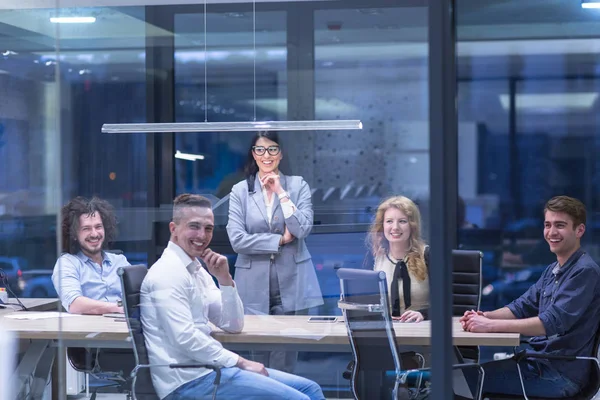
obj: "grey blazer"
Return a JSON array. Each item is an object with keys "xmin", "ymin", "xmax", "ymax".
[{"xmin": 226, "ymin": 173, "xmax": 324, "ymax": 315}]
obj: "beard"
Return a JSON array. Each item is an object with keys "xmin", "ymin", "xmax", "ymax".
[{"xmin": 78, "ymin": 237, "xmax": 104, "ymax": 255}]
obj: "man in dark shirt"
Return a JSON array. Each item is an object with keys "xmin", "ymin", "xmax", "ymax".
[{"xmin": 460, "ymin": 195, "xmax": 600, "ymax": 398}]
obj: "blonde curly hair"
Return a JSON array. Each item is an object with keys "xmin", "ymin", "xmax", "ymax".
[{"xmin": 367, "ymin": 196, "xmax": 428, "ymax": 281}]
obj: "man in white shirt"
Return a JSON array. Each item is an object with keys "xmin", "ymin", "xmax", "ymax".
[{"xmin": 141, "ymin": 194, "xmax": 325, "ymax": 400}]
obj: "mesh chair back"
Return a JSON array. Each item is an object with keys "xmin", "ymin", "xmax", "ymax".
[
  {"xmin": 118, "ymin": 265, "xmax": 159, "ymax": 399},
  {"xmin": 337, "ymin": 268, "xmax": 401, "ymax": 399}
]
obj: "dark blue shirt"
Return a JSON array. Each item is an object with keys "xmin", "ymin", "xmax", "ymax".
[{"xmin": 507, "ymin": 248, "xmax": 600, "ymax": 386}]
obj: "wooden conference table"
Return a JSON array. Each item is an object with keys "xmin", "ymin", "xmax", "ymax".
[
  {"xmin": 1, "ymin": 304, "xmax": 520, "ymax": 398},
  {"xmin": 1, "ymin": 311, "xmax": 520, "ymax": 349}
]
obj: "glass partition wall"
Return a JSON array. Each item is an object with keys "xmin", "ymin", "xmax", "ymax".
[
  {"xmin": 4, "ymin": 0, "xmax": 599, "ymax": 399},
  {"xmin": 0, "ymin": 0, "xmax": 439, "ymax": 398}
]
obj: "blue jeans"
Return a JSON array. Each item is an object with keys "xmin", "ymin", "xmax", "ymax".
[
  {"xmin": 164, "ymin": 367, "xmax": 325, "ymax": 400},
  {"xmin": 464, "ymin": 358, "xmax": 581, "ymax": 398}
]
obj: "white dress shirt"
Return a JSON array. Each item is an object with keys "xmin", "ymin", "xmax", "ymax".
[{"xmin": 141, "ymin": 241, "xmax": 245, "ymax": 399}]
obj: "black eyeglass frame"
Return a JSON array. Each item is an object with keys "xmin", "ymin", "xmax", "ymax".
[{"xmin": 252, "ymin": 145, "xmax": 281, "ymax": 156}]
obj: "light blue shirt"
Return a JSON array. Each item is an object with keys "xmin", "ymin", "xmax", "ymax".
[{"xmin": 51, "ymin": 251, "xmax": 130, "ymax": 312}]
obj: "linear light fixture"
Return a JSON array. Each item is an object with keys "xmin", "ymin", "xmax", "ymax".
[
  {"xmin": 498, "ymin": 93, "xmax": 598, "ymax": 111},
  {"xmin": 102, "ymin": 120, "xmax": 363, "ymax": 134},
  {"xmin": 582, "ymin": 0, "xmax": 600, "ymax": 9},
  {"xmin": 50, "ymin": 17, "xmax": 96, "ymax": 23},
  {"xmin": 174, "ymin": 150, "xmax": 205, "ymax": 161}
]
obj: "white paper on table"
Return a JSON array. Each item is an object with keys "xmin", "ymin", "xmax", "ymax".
[{"xmin": 4, "ymin": 312, "xmax": 78, "ymax": 320}]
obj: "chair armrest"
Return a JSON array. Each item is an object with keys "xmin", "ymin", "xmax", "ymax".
[
  {"xmin": 401, "ymin": 362, "xmax": 483, "ymax": 375},
  {"xmin": 169, "ymin": 363, "xmax": 219, "ymax": 370},
  {"xmin": 515, "ymin": 350, "xmax": 599, "ymax": 364},
  {"xmin": 134, "ymin": 363, "xmax": 222, "ymax": 385},
  {"xmin": 516, "ymin": 352, "xmax": 576, "ymax": 361},
  {"xmin": 169, "ymin": 363, "xmax": 221, "ymax": 385},
  {"xmin": 338, "ymin": 300, "xmax": 384, "ymax": 313}
]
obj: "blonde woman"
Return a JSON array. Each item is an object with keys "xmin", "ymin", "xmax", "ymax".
[{"xmin": 367, "ymin": 196, "xmax": 429, "ymax": 322}]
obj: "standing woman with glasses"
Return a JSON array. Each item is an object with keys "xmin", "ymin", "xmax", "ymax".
[
  {"xmin": 367, "ymin": 196, "xmax": 430, "ymax": 322},
  {"xmin": 226, "ymin": 131, "xmax": 323, "ymax": 370}
]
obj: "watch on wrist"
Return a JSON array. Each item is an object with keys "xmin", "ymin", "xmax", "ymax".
[{"xmin": 278, "ymin": 191, "xmax": 289, "ymax": 200}]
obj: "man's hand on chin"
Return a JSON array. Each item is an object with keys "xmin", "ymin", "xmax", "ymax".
[{"xmin": 201, "ymin": 248, "xmax": 234, "ymax": 286}]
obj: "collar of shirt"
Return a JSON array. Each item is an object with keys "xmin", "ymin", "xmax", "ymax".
[
  {"xmin": 552, "ymin": 247, "xmax": 585, "ymax": 276},
  {"xmin": 166, "ymin": 241, "xmax": 201, "ymax": 274},
  {"xmin": 386, "ymin": 252, "xmax": 409, "ymax": 265},
  {"xmin": 75, "ymin": 250, "xmax": 112, "ymax": 266}
]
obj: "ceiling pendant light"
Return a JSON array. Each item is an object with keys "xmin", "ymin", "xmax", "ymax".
[{"xmin": 103, "ymin": 0, "xmax": 361, "ymax": 134}]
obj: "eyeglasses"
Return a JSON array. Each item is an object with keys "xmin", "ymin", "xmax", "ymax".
[{"xmin": 252, "ymin": 145, "xmax": 281, "ymax": 156}]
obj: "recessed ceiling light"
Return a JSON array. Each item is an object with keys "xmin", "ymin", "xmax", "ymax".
[
  {"xmin": 499, "ymin": 93, "xmax": 598, "ymax": 111},
  {"xmin": 358, "ymin": 9, "xmax": 383, "ymax": 15},
  {"xmin": 174, "ymin": 151, "xmax": 205, "ymax": 161},
  {"xmin": 224, "ymin": 12, "xmax": 246, "ymax": 18},
  {"xmin": 50, "ymin": 17, "xmax": 96, "ymax": 24},
  {"xmin": 582, "ymin": 1, "xmax": 600, "ymax": 8}
]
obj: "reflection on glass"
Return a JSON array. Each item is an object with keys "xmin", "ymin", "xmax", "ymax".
[
  {"xmin": 0, "ymin": 6, "xmax": 149, "ymax": 300},
  {"xmin": 174, "ymin": 10, "xmax": 287, "ymax": 196},
  {"xmin": 457, "ymin": 0, "xmax": 600, "ymax": 323}
]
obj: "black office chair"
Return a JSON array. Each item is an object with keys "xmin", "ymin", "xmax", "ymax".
[
  {"xmin": 117, "ymin": 265, "xmax": 222, "ymax": 400},
  {"xmin": 483, "ymin": 326, "xmax": 600, "ymax": 400},
  {"xmin": 66, "ymin": 250, "xmax": 135, "ymax": 399},
  {"xmin": 337, "ymin": 268, "xmax": 484, "ymax": 400},
  {"xmin": 66, "ymin": 348, "xmax": 132, "ymax": 400},
  {"xmin": 458, "ymin": 228, "xmax": 503, "ymax": 285},
  {"xmin": 453, "ymin": 250, "xmax": 483, "ymax": 363}
]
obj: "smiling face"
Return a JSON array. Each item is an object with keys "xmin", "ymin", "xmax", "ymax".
[
  {"xmin": 383, "ymin": 207, "xmax": 412, "ymax": 250},
  {"xmin": 169, "ymin": 206, "xmax": 214, "ymax": 259},
  {"xmin": 76, "ymin": 213, "xmax": 105, "ymax": 258},
  {"xmin": 252, "ymin": 137, "xmax": 282, "ymax": 176},
  {"xmin": 544, "ymin": 210, "xmax": 584, "ymax": 262}
]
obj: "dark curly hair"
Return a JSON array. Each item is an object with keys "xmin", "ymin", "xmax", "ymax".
[{"xmin": 61, "ymin": 196, "xmax": 118, "ymax": 254}]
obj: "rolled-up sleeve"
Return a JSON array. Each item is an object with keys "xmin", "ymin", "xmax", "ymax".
[
  {"xmin": 149, "ymin": 275, "xmax": 239, "ymax": 368},
  {"xmin": 506, "ymin": 275, "xmax": 543, "ymax": 319},
  {"xmin": 51, "ymin": 255, "xmax": 82, "ymax": 311},
  {"xmin": 280, "ymin": 200, "xmax": 296, "ymax": 219},
  {"xmin": 538, "ymin": 267, "xmax": 599, "ymax": 337}
]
